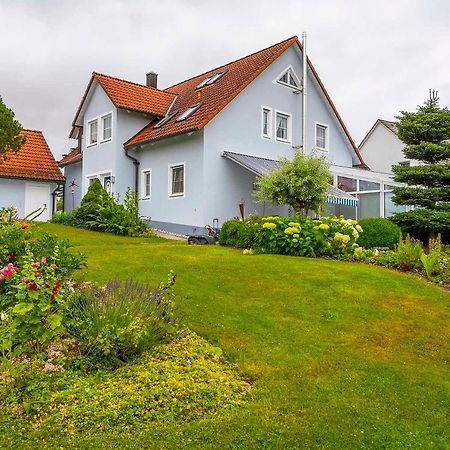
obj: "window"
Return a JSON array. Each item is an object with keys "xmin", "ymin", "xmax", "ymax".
[
  {"xmin": 315, "ymin": 123, "xmax": 328, "ymax": 150},
  {"xmin": 142, "ymin": 170, "xmax": 151, "ymax": 199},
  {"xmin": 101, "ymin": 113, "xmax": 112, "ymax": 141},
  {"xmin": 337, "ymin": 176, "xmax": 357, "ymax": 192},
  {"xmin": 154, "ymin": 112, "xmax": 176, "ymax": 129},
  {"xmin": 176, "ymin": 104, "xmax": 202, "ymax": 122},
  {"xmin": 357, "ymin": 192, "xmax": 381, "ymax": 219},
  {"xmin": 262, "ymin": 107, "xmax": 272, "ymax": 139},
  {"xmin": 276, "ymin": 67, "xmax": 301, "ymax": 89},
  {"xmin": 359, "ymin": 180, "xmax": 380, "ymax": 191},
  {"xmin": 169, "ymin": 164, "xmax": 185, "ymax": 197},
  {"xmin": 275, "ymin": 112, "xmax": 291, "ymax": 142},
  {"xmin": 196, "ymin": 71, "xmax": 226, "ymax": 88},
  {"xmin": 88, "ymin": 119, "xmax": 98, "ymax": 146},
  {"xmin": 88, "ymin": 176, "xmax": 97, "ymax": 186}
]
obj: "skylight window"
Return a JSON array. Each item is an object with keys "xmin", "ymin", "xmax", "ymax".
[
  {"xmin": 176, "ymin": 103, "xmax": 202, "ymax": 122},
  {"xmin": 196, "ymin": 71, "xmax": 226, "ymax": 88},
  {"xmin": 154, "ymin": 112, "xmax": 176, "ymax": 129},
  {"xmin": 276, "ymin": 67, "xmax": 301, "ymax": 89}
]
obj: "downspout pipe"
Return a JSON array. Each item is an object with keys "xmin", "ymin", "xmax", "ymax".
[
  {"xmin": 125, "ymin": 146, "xmax": 140, "ymax": 195},
  {"xmin": 302, "ymin": 31, "xmax": 307, "ymax": 153}
]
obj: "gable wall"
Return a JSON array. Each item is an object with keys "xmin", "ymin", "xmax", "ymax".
[
  {"xmin": 202, "ymin": 44, "xmax": 354, "ymax": 225},
  {"xmin": 360, "ymin": 123, "xmax": 407, "ymax": 174}
]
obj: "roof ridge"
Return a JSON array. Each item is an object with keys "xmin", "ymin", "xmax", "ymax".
[
  {"xmin": 93, "ymin": 72, "xmax": 175, "ymax": 96},
  {"xmin": 164, "ymin": 36, "xmax": 298, "ymax": 92},
  {"xmin": 21, "ymin": 129, "xmax": 43, "ymax": 134}
]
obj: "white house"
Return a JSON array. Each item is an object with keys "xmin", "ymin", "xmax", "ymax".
[
  {"xmin": 359, "ymin": 119, "xmax": 418, "ymax": 174},
  {"xmin": 0, "ymin": 129, "xmax": 64, "ymax": 221},
  {"xmin": 60, "ymin": 36, "xmax": 401, "ymax": 233}
]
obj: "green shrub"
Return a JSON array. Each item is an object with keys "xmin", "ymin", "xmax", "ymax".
[
  {"xmin": 65, "ymin": 273, "xmax": 177, "ymax": 366},
  {"xmin": 218, "ymin": 219, "xmax": 243, "ymax": 246},
  {"xmin": 420, "ymin": 234, "xmax": 446, "ymax": 279},
  {"xmin": 56, "ymin": 181, "xmax": 151, "ymax": 237},
  {"xmin": 396, "ymin": 234, "xmax": 423, "ymax": 271},
  {"xmin": 0, "ymin": 250, "xmax": 68, "ymax": 352},
  {"xmin": 356, "ymin": 218, "xmax": 401, "ymax": 249},
  {"xmin": 220, "ymin": 215, "xmax": 363, "ymax": 258},
  {"xmin": 0, "ymin": 222, "xmax": 85, "ymax": 280}
]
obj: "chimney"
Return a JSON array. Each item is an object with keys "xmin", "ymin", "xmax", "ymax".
[{"xmin": 146, "ymin": 71, "xmax": 158, "ymax": 88}]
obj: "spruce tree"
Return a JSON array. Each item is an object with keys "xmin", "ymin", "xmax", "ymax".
[
  {"xmin": 391, "ymin": 90, "xmax": 450, "ymax": 241},
  {"xmin": 0, "ymin": 96, "xmax": 26, "ymax": 158}
]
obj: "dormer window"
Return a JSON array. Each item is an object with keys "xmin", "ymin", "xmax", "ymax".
[
  {"xmin": 176, "ymin": 104, "xmax": 202, "ymax": 122},
  {"xmin": 154, "ymin": 112, "xmax": 176, "ymax": 129},
  {"xmin": 196, "ymin": 71, "xmax": 226, "ymax": 88},
  {"xmin": 276, "ymin": 67, "xmax": 301, "ymax": 89}
]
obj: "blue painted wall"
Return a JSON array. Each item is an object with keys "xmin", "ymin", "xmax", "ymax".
[{"xmin": 63, "ymin": 161, "xmax": 82, "ymax": 212}]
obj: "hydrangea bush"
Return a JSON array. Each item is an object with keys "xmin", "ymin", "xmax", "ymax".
[{"xmin": 221, "ymin": 215, "xmax": 363, "ymax": 258}]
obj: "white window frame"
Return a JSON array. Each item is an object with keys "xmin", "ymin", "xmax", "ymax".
[
  {"xmin": 273, "ymin": 65, "xmax": 301, "ymax": 90},
  {"xmin": 275, "ymin": 110, "xmax": 292, "ymax": 143},
  {"xmin": 141, "ymin": 169, "xmax": 151, "ymax": 200},
  {"xmin": 261, "ymin": 106, "xmax": 272, "ymax": 140},
  {"xmin": 100, "ymin": 112, "xmax": 113, "ymax": 143},
  {"xmin": 168, "ymin": 163, "xmax": 185, "ymax": 198},
  {"xmin": 87, "ymin": 111, "xmax": 113, "ymax": 147},
  {"xmin": 315, "ymin": 122, "xmax": 329, "ymax": 152},
  {"xmin": 87, "ymin": 118, "xmax": 98, "ymax": 147},
  {"xmin": 85, "ymin": 170, "xmax": 113, "ymax": 195}
]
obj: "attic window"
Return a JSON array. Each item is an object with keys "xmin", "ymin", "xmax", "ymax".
[
  {"xmin": 176, "ymin": 104, "xmax": 202, "ymax": 122},
  {"xmin": 196, "ymin": 71, "xmax": 226, "ymax": 88},
  {"xmin": 154, "ymin": 112, "xmax": 176, "ymax": 129},
  {"xmin": 277, "ymin": 67, "xmax": 300, "ymax": 89}
]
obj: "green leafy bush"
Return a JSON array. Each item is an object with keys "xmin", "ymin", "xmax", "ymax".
[
  {"xmin": 420, "ymin": 235, "xmax": 447, "ymax": 279},
  {"xmin": 356, "ymin": 218, "xmax": 401, "ymax": 249},
  {"xmin": 218, "ymin": 219, "xmax": 243, "ymax": 246},
  {"xmin": 66, "ymin": 273, "xmax": 177, "ymax": 366},
  {"xmin": 0, "ymin": 250, "xmax": 67, "ymax": 352},
  {"xmin": 0, "ymin": 222, "xmax": 85, "ymax": 280},
  {"xmin": 220, "ymin": 215, "xmax": 363, "ymax": 258},
  {"xmin": 53, "ymin": 180, "xmax": 152, "ymax": 237},
  {"xmin": 395, "ymin": 234, "xmax": 423, "ymax": 271}
]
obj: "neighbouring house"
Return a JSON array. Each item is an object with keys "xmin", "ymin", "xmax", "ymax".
[
  {"xmin": 359, "ymin": 119, "xmax": 418, "ymax": 174},
  {"xmin": 60, "ymin": 36, "xmax": 402, "ymax": 233},
  {"xmin": 0, "ymin": 129, "xmax": 65, "ymax": 221}
]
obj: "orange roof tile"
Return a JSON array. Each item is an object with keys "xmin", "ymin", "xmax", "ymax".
[
  {"xmin": 59, "ymin": 147, "xmax": 82, "ymax": 168},
  {"xmin": 125, "ymin": 36, "xmax": 298, "ymax": 148},
  {"xmin": 0, "ymin": 129, "xmax": 65, "ymax": 182},
  {"xmin": 71, "ymin": 73, "xmax": 176, "ymax": 135}
]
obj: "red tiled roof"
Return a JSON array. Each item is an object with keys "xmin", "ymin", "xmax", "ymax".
[
  {"xmin": 0, "ymin": 129, "xmax": 65, "ymax": 182},
  {"xmin": 125, "ymin": 36, "xmax": 298, "ymax": 148},
  {"xmin": 70, "ymin": 72, "xmax": 176, "ymax": 134},
  {"xmin": 123, "ymin": 37, "xmax": 364, "ymax": 166},
  {"xmin": 59, "ymin": 147, "xmax": 82, "ymax": 167}
]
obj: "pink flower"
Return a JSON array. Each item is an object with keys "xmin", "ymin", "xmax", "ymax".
[
  {"xmin": 41, "ymin": 256, "xmax": 47, "ymax": 265},
  {"xmin": 0, "ymin": 263, "xmax": 18, "ymax": 278}
]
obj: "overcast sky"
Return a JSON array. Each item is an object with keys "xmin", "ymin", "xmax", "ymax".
[{"xmin": 0, "ymin": 0, "xmax": 449, "ymax": 159}]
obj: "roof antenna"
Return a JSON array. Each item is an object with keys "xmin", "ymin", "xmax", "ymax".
[{"xmin": 302, "ymin": 31, "xmax": 307, "ymax": 154}]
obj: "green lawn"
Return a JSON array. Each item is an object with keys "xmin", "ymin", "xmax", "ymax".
[{"xmin": 14, "ymin": 224, "xmax": 450, "ymax": 448}]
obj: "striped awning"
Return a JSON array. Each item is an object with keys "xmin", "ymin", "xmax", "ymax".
[{"xmin": 222, "ymin": 151, "xmax": 358, "ymax": 207}]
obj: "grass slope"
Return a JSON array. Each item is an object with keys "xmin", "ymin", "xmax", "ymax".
[{"xmin": 9, "ymin": 223, "xmax": 450, "ymax": 449}]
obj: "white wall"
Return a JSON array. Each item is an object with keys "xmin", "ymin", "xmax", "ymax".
[
  {"xmin": 360, "ymin": 122, "xmax": 408, "ymax": 174},
  {"xmin": 0, "ymin": 178, "xmax": 56, "ymax": 220}
]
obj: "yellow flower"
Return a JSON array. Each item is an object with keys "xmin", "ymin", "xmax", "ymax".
[
  {"xmin": 352, "ymin": 229, "xmax": 359, "ymax": 239},
  {"xmin": 292, "ymin": 239, "xmax": 298, "ymax": 243},
  {"xmin": 288, "ymin": 222, "xmax": 300, "ymax": 228},
  {"xmin": 293, "ymin": 234, "xmax": 300, "ymax": 238},
  {"xmin": 356, "ymin": 225, "xmax": 363, "ymax": 233},
  {"xmin": 334, "ymin": 232, "xmax": 343, "ymax": 241},
  {"xmin": 318, "ymin": 223, "xmax": 329, "ymax": 231},
  {"xmin": 354, "ymin": 247, "xmax": 363, "ymax": 256},
  {"xmin": 342, "ymin": 234, "xmax": 351, "ymax": 243},
  {"xmin": 262, "ymin": 222, "xmax": 276, "ymax": 229},
  {"xmin": 351, "ymin": 220, "xmax": 358, "ymax": 225}
]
